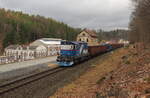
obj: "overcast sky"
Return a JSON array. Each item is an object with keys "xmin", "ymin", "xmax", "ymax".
[{"xmin": 0, "ymin": 0, "xmax": 132, "ymax": 30}]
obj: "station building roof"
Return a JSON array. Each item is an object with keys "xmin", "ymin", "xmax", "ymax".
[{"xmin": 30, "ymin": 38, "xmax": 63, "ymax": 47}]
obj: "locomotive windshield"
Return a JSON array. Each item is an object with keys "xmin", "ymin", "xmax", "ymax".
[{"xmin": 61, "ymin": 45, "xmax": 75, "ymax": 50}]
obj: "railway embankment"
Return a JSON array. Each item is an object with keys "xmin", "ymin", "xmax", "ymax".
[{"xmin": 51, "ymin": 44, "xmax": 150, "ymax": 98}]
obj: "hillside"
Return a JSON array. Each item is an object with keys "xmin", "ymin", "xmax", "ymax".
[
  {"xmin": 0, "ymin": 8, "xmax": 80, "ymax": 51},
  {"xmin": 97, "ymin": 29, "xmax": 128, "ymax": 41}
]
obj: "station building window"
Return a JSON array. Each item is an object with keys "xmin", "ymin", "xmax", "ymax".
[{"xmin": 87, "ymin": 38, "xmax": 89, "ymax": 42}]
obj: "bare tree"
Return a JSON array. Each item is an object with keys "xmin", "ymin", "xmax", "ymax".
[{"xmin": 129, "ymin": 0, "xmax": 150, "ymax": 44}]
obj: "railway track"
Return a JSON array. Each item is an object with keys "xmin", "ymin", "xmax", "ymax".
[{"xmin": 0, "ymin": 66, "xmax": 65, "ymax": 95}]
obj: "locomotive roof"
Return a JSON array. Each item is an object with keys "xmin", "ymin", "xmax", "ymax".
[{"xmin": 61, "ymin": 41, "xmax": 87, "ymax": 45}]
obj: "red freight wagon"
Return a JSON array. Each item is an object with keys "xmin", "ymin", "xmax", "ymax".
[
  {"xmin": 88, "ymin": 45, "xmax": 108, "ymax": 56},
  {"xmin": 110, "ymin": 44, "xmax": 123, "ymax": 49}
]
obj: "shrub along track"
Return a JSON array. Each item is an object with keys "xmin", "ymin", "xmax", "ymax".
[{"xmin": 0, "ymin": 51, "xmax": 113, "ymax": 98}]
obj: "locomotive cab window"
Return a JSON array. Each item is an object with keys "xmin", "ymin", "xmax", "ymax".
[
  {"xmin": 61, "ymin": 45, "xmax": 74, "ymax": 50},
  {"xmin": 74, "ymin": 45, "xmax": 78, "ymax": 49}
]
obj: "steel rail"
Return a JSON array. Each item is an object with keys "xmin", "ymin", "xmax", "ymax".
[{"xmin": 0, "ymin": 67, "xmax": 65, "ymax": 95}]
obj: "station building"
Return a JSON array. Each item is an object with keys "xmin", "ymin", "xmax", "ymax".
[
  {"xmin": 1, "ymin": 38, "xmax": 62, "ymax": 64},
  {"xmin": 4, "ymin": 45, "xmax": 47, "ymax": 62},
  {"xmin": 76, "ymin": 29, "xmax": 99, "ymax": 46},
  {"xmin": 30, "ymin": 38, "xmax": 62, "ymax": 56}
]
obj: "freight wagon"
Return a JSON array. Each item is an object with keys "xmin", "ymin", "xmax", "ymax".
[{"xmin": 88, "ymin": 45, "xmax": 108, "ymax": 57}]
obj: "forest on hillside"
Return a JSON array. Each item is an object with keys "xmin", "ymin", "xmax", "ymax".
[
  {"xmin": 129, "ymin": 0, "xmax": 150, "ymax": 44},
  {"xmin": 97, "ymin": 29, "xmax": 128, "ymax": 41},
  {"xmin": 0, "ymin": 8, "xmax": 129, "ymax": 54},
  {"xmin": 0, "ymin": 8, "xmax": 80, "ymax": 50}
]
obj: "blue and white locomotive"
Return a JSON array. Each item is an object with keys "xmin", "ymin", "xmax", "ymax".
[{"xmin": 57, "ymin": 41, "xmax": 89, "ymax": 66}]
